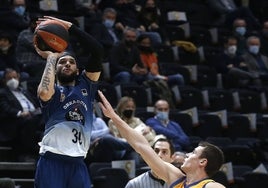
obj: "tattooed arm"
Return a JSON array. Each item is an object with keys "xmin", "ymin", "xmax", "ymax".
[{"xmin": 36, "ymin": 52, "xmax": 58, "ymax": 101}]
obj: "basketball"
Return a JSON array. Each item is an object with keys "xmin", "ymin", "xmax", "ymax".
[{"xmin": 34, "ymin": 20, "xmax": 69, "ymax": 52}]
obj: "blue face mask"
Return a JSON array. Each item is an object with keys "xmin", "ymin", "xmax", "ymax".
[
  {"xmin": 156, "ymin": 111, "xmax": 169, "ymax": 121},
  {"xmin": 248, "ymin": 45, "xmax": 260, "ymax": 55},
  {"xmin": 14, "ymin": 6, "xmax": 25, "ymax": 16},
  {"xmin": 235, "ymin": 26, "xmax": 246, "ymax": 36},
  {"xmin": 103, "ymin": 19, "xmax": 115, "ymax": 29}
]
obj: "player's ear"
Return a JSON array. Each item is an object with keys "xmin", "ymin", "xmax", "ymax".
[{"xmin": 199, "ymin": 159, "xmax": 207, "ymax": 166}]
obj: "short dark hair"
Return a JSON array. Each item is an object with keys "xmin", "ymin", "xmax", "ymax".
[
  {"xmin": 198, "ymin": 141, "xmax": 224, "ymax": 177},
  {"xmin": 152, "ymin": 137, "xmax": 175, "ymax": 156}
]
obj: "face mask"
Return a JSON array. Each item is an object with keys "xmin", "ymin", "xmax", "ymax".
[
  {"xmin": 14, "ymin": 6, "xmax": 25, "ymax": 16},
  {"xmin": 122, "ymin": 109, "xmax": 134, "ymax": 118},
  {"xmin": 248, "ymin": 45, "xmax": 260, "ymax": 55},
  {"xmin": 0, "ymin": 46, "xmax": 10, "ymax": 53},
  {"xmin": 156, "ymin": 111, "xmax": 169, "ymax": 121},
  {"xmin": 145, "ymin": 7, "xmax": 156, "ymax": 12},
  {"xmin": 6, "ymin": 78, "xmax": 19, "ymax": 90},
  {"xmin": 138, "ymin": 45, "xmax": 154, "ymax": 53},
  {"xmin": 103, "ymin": 19, "xmax": 115, "ymax": 29},
  {"xmin": 235, "ymin": 27, "xmax": 246, "ymax": 36},
  {"xmin": 125, "ymin": 40, "xmax": 135, "ymax": 47},
  {"xmin": 227, "ymin": 45, "xmax": 237, "ymax": 55}
]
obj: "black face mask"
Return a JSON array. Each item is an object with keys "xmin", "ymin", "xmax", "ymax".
[
  {"xmin": 138, "ymin": 45, "xmax": 154, "ymax": 54},
  {"xmin": 145, "ymin": 7, "xmax": 156, "ymax": 12},
  {"xmin": 122, "ymin": 109, "xmax": 134, "ymax": 118},
  {"xmin": 125, "ymin": 40, "xmax": 136, "ymax": 47}
]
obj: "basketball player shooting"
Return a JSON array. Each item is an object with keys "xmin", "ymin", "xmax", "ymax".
[{"xmin": 34, "ymin": 16, "xmax": 103, "ymax": 188}]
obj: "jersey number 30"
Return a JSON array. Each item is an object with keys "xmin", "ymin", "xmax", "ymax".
[{"xmin": 72, "ymin": 128, "xmax": 82, "ymax": 145}]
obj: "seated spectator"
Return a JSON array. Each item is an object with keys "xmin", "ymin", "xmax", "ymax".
[
  {"xmin": 232, "ymin": 18, "xmax": 250, "ymax": 55},
  {"xmin": 108, "ymin": 96, "xmax": 156, "ymax": 145},
  {"xmin": 113, "ymin": 0, "xmax": 162, "ymax": 46},
  {"xmin": 0, "ymin": 0, "xmax": 30, "ymax": 38},
  {"xmin": 109, "ymin": 27, "xmax": 148, "ymax": 84},
  {"xmin": 87, "ymin": 7, "xmax": 122, "ymax": 61},
  {"xmin": 242, "ymin": 35, "xmax": 268, "ymax": 83},
  {"xmin": 259, "ymin": 20, "xmax": 268, "ymax": 57},
  {"xmin": 214, "ymin": 36, "xmax": 260, "ymax": 87},
  {"xmin": 86, "ymin": 107, "xmax": 137, "ymax": 164},
  {"xmin": 0, "ymin": 30, "xmax": 29, "ymax": 81},
  {"xmin": 125, "ymin": 137, "xmax": 178, "ymax": 188},
  {"xmin": 206, "ymin": 0, "xmax": 261, "ymax": 31},
  {"xmin": 137, "ymin": 0, "xmax": 168, "ymax": 44},
  {"xmin": 15, "ymin": 13, "xmax": 46, "ymax": 79},
  {"xmin": 146, "ymin": 99, "xmax": 190, "ymax": 152},
  {"xmin": 137, "ymin": 34, "xmax": 184, "ymax": 87},
  {"xmin": 0, "ymin": 68, "xmax": 43, "ymax": 161}
]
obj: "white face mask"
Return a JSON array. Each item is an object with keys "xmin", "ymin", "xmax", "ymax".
[
  {"xmin": 227, "ymin": 45, "xmax": 237, "ymax": 55},
  {"xmin": 6, "ymin": 78, "xmax": 19, "ymax": 90},
  {"xmin": 0, "ymin": 46, "xmax": 10, "ymax": 53}
]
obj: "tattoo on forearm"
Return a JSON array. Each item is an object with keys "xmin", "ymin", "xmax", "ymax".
[{"xmin": 41, "ymin": 56, "xmax": 56, "ymax": 91}]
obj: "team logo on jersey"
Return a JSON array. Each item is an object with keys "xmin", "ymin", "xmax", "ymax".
[
  {"xmin": 60, "ymin": 93, "xmax": 65, "ymax": 102},
  {"xmin": 81, "ymin": 89, "xmax": 88, "ymax": 96},
  {"xmin": 65, "ymin": 107, "xmax": 85, "ymax": 125}
]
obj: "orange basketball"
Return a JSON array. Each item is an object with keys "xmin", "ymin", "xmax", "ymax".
[{"xmin": 34, "ymin": 20, "xmax": 69, "ymax": 52}]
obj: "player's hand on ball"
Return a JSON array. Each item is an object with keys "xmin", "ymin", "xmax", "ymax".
[
  {"xmin": 37, "ymin": 16, "xmax": 72, "ymax": 30},
  {"xmin": 34, "ymin": 44, "xmax": 53, "ymax": 59}
]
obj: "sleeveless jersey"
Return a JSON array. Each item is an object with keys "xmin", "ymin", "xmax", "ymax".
[
  {"xmin": 39, "ymin": 73, "xmax": 98, "ymax": 157},
  {"xmin": 170, "ymin": 177, "xmax": 215, "ymax": 188}
]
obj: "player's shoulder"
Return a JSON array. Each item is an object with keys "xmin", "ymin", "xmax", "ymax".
[{"xmin": 205, "ymin": 181, "xmax": 226, "ymax": 188}]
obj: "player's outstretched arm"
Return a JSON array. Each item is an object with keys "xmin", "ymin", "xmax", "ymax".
[{"xmin": 98, "ymin": 90, "xmax": 184, "ymax": 184}]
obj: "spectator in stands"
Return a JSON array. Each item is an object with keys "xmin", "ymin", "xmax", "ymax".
[
  {"xmin": 108, "ymin": 96, "xmax": 156, "ymax": 146},
  {"xmin": 0, "ymin": 68, "xmax": 43, "ymax": 161},
  {"xmin": 86, "ymin": 107, "xmax": 137, "ymax": 164},
  {"xmin": 15, "ymin": 13, "xmax": 46, "ymax": 79},
  {"xmin": 146, "ymin": 99, "xmax": 190, "ymax": 151},
  {"xmin": 242, "ymin": 35, "xmax": 268, "ymax": 83},
  {"xmin": 259, "ymin": 20, "xmax": 268, "ymax": 57},
  {"xmin": 137, "ymin": 0, "xmax": 168, "ymax": 44},
  {"xmin": 137, "ymin": 34, "xmax": 184, "ymax": 87},
  {"xmin": 113, "ymin": 0, "xmax": 162, "ymax": 46},
  {"xmin": 214, "ymin": 36, "xmax": 260, "ymax": 87},
  {"xmin": 125, "ymin": 137, "xmax": 175, "ymax": 188},
  {"xmin": 88, "ymin": 8, "xmax": 122, "ymax": 61},
  {"xmin": 0, "ymin": 0, "xmax": 30, "ymax": 38},
  {"xmin": 0, "ymin": 30, "xmax": 29, "ymax": 81},
  {"xmin": 232, "ymin": 18, "xmax": 250, "ymax": 55},
  {"xmin": 206, "ymin": 0, "xmax": 260, "ymax": 31},
  {"xmin": 109, "ymin": 27, "xmax": 148, "ymax": 84}
]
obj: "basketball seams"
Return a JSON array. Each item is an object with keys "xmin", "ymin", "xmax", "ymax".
[{"xmin": 36, "ymin": 30, "xmax": 68, "ymax": 52}]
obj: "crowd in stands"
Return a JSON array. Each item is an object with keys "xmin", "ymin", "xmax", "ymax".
[{"xmin": 1, "ymin": 0, "xmax": 268, "ymax": 187}]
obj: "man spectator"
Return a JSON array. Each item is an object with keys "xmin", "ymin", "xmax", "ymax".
[
  {"xmin": 15, "ymin": 13, "xmax": 46, "ymax": 79},
  {"xmin": 146, "ymin": 99, "xmax": 190, "ymax": 151},
  {"xmin": 88, "ymin": 8, "xmax": 122, "ymax": 61},
  {"xmin": 0, "ymin": 0, "xmax": 30, "ymax": 38},
  {"xmin": 109, "ymin": 27, "xmax": 147, "ymax": 84},
  {"xmin": 206, "ymin": 0, "xmax": 260, "ymax": 31},
  {"xmin": 214, "ymin": 36, "xmax": 260, "ymax": 87},
  {"xmin": 259, "ymin": 20, "xmax": 268, "ymax": 57},
  {"xmin": 242, "ymin": 35, "xmax": 268, "ymax": 84},
  {"xmin": 0, "ymin": 68, "xmax": 43, "ymax": 161}
]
